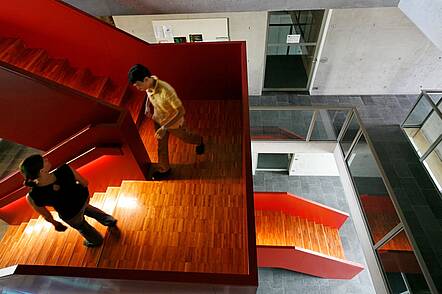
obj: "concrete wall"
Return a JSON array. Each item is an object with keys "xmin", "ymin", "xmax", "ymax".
[
  {"xmin": 311, "ymin": 7, "xmax": 442, "ymax": 95},
  {"xmin": 64, "ymin": 0, "xmax": 399, "ymax": 16},
  {"xmin": 399, "ymin": 0, "xmax": 442, "ymax": 51},
  {"xmin": 113, "ymin": 12, "xmax": 267, "ymax": 95}
]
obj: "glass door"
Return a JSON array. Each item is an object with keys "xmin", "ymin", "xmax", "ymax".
[{"xmin": 264, "ymin": 10, "xmax": 325, "ymax": 91}]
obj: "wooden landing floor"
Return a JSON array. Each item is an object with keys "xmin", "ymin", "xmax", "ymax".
[{"xmin": 0, "ymin": 100, "xmax": 250, "ymax": 275}]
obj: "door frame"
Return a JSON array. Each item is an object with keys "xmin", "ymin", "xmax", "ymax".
[{"xmin": 262, "ymin": 9, "xmax": 331, "ymax": 93}]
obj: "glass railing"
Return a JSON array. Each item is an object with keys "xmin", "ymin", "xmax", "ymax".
[
  {"xmin": 250, "ymin": 105, "xmax": 433, "ymax": 293},
  {"xmin": 402, "ymin": 91, "xmax": 442, "ymax": 192},
  {"xmin": 249, "ymin": 106, "xmax": 352, "ymax": 141}
]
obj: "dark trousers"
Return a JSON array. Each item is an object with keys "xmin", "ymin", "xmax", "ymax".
[
  {"xmin": 63, "ymin": 202, "xmax": 113, "ymax": 245},
  {"xmin": 154, "ymin": 122, "xmax": 202, "ymax": 172}
]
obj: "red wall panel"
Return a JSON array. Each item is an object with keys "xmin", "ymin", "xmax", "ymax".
[
  {"xmin": 77, "ymin": 148, "xmax": 145, "ymax": 194},
  {"xmin": 0, "ymin": 65, "xmax": 120, "ymax": 151},
  {"xmin": 257, "ymin": 247, "xmax": 364, "ymax": 279}
]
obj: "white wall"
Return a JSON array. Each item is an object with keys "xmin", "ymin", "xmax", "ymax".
[
  {"xmin": 251, "ymin": 141, "xmax": 337, "ymax": 175},
  {"xmin": 399, "ymin": 0, "xmax": 442, "ymax": 51},
  {"xmin": 150, "ymin": 18, "xmax": 228, "ymax": 42},
  {"xmin": 290, "ymin": 153, "xmax": 339, "ymax": 176},
  {"xmin": 113, "ymin": 12, "xmax": 267, "ymax": 95},
  {"xmin": 311, "ymin": 7, "xmax": 442, "ymax": 95}
]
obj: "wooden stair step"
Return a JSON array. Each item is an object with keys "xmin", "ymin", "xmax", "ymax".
[
  {"xmin": 99, "ymin": 82, "xmax": 127, "ymax": 106},
  {"xmin": 40, "ymin": 59, "xmax": 68, "ymax": 81},
  {"xmin": 27, "ymin": 51, "xmax": 50, "ymax": 74},
  {"xmin": 0, "ymin": 225, "xmax": 19, "ymax": 264},
  {"xmin": 18, "ymin": 48, "xmax": 46, "ymax": 70},
  {"xmin": 88, "ymin": 76, "xmax": 110, "ymax": 98},
  {"xmin": 283, "ymin": 213, "xmax": 297, "ymax": 246},
  {"xmin": 64, "ymin": 67, "xmax": 90, "ymax": 89},
  {"xmin": 13, "ymin": 220, "xmax": 37, "ymax": 265},
  {"xmin": 0, "ymin": 38, "xmax": 18, "ymax": 52},
  {"xmin": 21, "ymin": 217, "xmax": 51, "ymax": 265},
  {"xmin": 0, "ymin": 38, "xmax": 25, "ymax": 61},
  {"xmin": 3, "ymin": 223, "xmax": 26, "ymax": 266},
  {"xmin": 300, "ymin": 218, "xmax": 312, "ymax": 250},
  {"xmin": 308, "ymin": 221, "xmax": 320, "ymax": 253},
  {"xmin": 45, "ymin": 215, "xmax": 71, "ymax": 265},
  {"xmin": 55, "ymin": 64, "xmax": 76, "ymax": 87},
  {"xmin": 329, "ymin": 227, "xmax": 345, "ymax": 259},
  {"xmin": 101, "ymin": 187, "xmax": 121, "ymax": 215},
  {"xmin": 31, "ymin": 216, "xmax": 57, "ymax": 265},
  {"xmin": 9, "ymin": 219, "xmax": 37, "ymax": 265},
  {"xmin": 71, "ymin": 68, "xmax": 100, "ymax": 97},
  {"xmin": 1, "ymin": 45, "xmax": 31, "ymax": 66},
  {"xmin": 11, "ymin": 48, "xmax": 45, "ymax": 70},
  {"xmin": 316, "ymin": 223, "xmax": 330, "ymax": 256},
  {"xmin": 294, "ymin": 216, "xmax": 304, "ymax": 248}
]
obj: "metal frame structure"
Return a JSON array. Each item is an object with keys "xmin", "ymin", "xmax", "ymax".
[
  {"xmin": 250, "ymin": 103, "xmax": 439, "ymax": 293},
  {"xmin": 262, "ymin": 10, "xmax": 329, "ymax": 92},
  {"xmin": 401, "ymin": 90, "xmax": 442, "ymax": 188}
]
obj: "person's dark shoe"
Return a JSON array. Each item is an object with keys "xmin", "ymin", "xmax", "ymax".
[
  {"xmin": 103, "ymin": 216, "xmax": 117, "ymax": 227},
  {"xmin": 196, "ymin": 142, "xmax": 205, "ymax": 155},
  {"xmin": 83, "ymin": 240, "xmax": 102, "ymax": 247},
  {"xmin": 151, "ymin": 168, "xmax": 171, "ymax": 180}
]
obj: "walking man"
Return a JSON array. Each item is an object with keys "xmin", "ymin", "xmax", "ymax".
[{"xmin": 128, "ymin": 64, "xmax": 204, "ymax": 180}]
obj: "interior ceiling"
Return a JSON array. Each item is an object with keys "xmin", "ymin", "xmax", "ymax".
[{"xmin": 62, "ymin": 0, "xmax": 400, "ymax": 16}]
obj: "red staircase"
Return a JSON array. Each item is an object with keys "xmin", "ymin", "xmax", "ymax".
[
  {"xmin": 0, "ymin": 36, "xmax": 144, "ymax": 123},
  {"xmin": 255, "ymin": 192, "xmax": 364, "ymax": 279}
]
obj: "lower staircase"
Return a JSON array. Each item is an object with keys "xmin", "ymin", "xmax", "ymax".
[
  {"xmin": 0, "ymin": 177, "xmax": 249, "ymax": 275},
  {"xmin": 0, "ymin": 187, "xmax": 121, "ymax": 268},
  {"xmin": 255, "ymin": 192, "xmax": 364, "ymax": 279}
]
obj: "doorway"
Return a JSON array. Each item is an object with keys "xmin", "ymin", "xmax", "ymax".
[
  {"xmin": 263, "ymin": 10, "xmax": 326, "ymax": 91},
  {"xmin": 256, "ymin": 153, "xmax": 293, "ymax": 173}
]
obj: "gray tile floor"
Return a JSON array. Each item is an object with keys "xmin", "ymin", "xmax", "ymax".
[{"xmin": 254, "ymin": 172, "xmax": 375, "ymax": 294}]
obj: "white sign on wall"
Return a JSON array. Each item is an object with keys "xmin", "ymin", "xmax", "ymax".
[
  {"xmin": 286, "ymin": 34, "xmax": 301, "ymax": 44},
  {"xmin": 152, "ymin": 18, "xmax": 229, "ymax": 43}
]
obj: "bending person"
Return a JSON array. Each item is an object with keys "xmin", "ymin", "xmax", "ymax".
[
  {"xmin": 128, "ymin": 64, "xmax": 205, "ymax": 180},
  {"xmin": 20, "ymin": 154, "xmax": 117, "ymax": 247}
]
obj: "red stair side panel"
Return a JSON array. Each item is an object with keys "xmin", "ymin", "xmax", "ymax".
[
  {"xmin": 254, "ymin": 192, "xmax": 349, "ymax": 229},
  {"xmin": 257, "ymin": 246, "xmax": 364, "ymax": 279}
]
